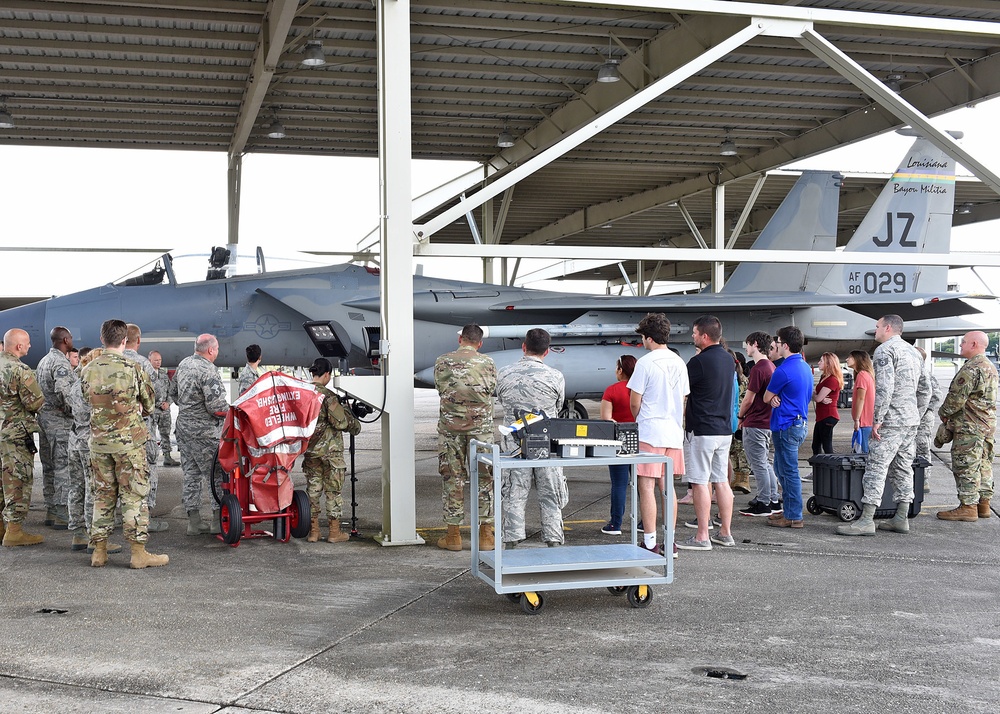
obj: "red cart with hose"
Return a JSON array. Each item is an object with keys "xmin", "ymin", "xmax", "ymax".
[{"xmin": 212, "ymin": 371, "xmax": 324, "ymax": 546}]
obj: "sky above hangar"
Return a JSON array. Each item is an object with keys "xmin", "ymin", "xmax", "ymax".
[{"xmin": 2, "ymin": 97, "xmax": 999, "ymax": 301}]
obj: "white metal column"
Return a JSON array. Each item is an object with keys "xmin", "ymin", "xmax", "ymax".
[
  {"xmin": 375, "ymin": 0, "xmax": 421, "ymax": 546},
  {"xmin": 711, "ymin": 183, "xmax": 725, "ymax": 292}
]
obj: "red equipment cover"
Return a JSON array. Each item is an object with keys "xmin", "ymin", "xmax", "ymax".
[{"xmin": 218, "ymin": 371, "xmax": 324, "ymax": 511}]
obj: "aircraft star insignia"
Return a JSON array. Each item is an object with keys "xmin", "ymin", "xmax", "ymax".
[{"xmin": 245, "ymin": 314, "xmax": 291, "ymax": 339}]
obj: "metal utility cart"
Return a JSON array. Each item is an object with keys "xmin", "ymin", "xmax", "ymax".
[{"xmin": 469, "ymin": 439, "xmax": 674, "ymax": 615}]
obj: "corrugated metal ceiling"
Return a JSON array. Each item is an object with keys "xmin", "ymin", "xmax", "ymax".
[{"xmin": 2, "ymin": 0, "xmax": 999, "ymax": 287}]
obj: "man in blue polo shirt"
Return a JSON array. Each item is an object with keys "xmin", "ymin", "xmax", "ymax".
[{"xmin": 763, "ymin": 325, "xmax": 813, "ymax": 528}]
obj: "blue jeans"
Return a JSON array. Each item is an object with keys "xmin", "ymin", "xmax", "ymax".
[
  {"xmin": 772, "ymin": 420, "xmax": 808, "ymax": 520},
  {"xmin": 608, "ymin": 463, "xmax": 629, "ymax": 528}
]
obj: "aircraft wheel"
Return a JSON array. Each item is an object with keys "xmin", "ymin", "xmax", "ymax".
[
  {"xmin": 519, "ymin": 592, "xmax": 545, "ymax": 615},
  {"xmin": 626, "ymin": 585, "xmax": 653, "ymax": 609},
  {"xmin": 219, "ymin": 494, "xmax": 243, "ymax": 546},
  {"xmin": 559, "ymin": 400, "xmax": 588, "ymax": 420},
  {"xmin": 806, "ymin": 497, "xmax": 823, "ymax": 516},
  {"xmin": 839, "ymin": 502, "xmax": 859, "ymax": 522}
]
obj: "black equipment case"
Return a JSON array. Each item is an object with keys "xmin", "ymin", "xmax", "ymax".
[{"xmin": 806, "ymin": 453, "xmax": 929, "ymax": 522}]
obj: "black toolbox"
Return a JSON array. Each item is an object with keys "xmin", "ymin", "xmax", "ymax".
[{"xmin": 806, "ymin": 453, "xmax": 929, "ymax": 521}]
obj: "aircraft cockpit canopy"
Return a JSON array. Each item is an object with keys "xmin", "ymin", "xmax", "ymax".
[
  {"xmin": 114, "ymin": 261, "xmax": 166, "ymax": 287},
  {"xmin": 111, "ymin": 248, "xmax": 337, "ymax": 287}
]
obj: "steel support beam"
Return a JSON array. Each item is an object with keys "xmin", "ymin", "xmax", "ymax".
[
  {"xmin": 797, "ymin": 28, "xmax": 1000, "ymax": 195},
  {"xmin": 414, "ymin": 21, "xmax": 767, "ymax": 241},
  {"xmin": 414, "ymin": 243, "xmax": 1000, "ymax": 269},
  {"xmin": 227, "ymin": 0, "xmax": 299, "ymax": 157},
  {"xmin": 711, "ymin": 184, "xmax": 725, "ymax": 292},
  {"xmin": 374, "ymin": 0, "xmax": 420, "ymax": 547}
]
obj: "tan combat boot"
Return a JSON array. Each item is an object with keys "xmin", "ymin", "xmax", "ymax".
[
  {"xmin": 129, "ymin": 542, "xmax": 169, "ymax": 569},
  {"xmin": 978, "ymin": 498, "xmax": 992, "ymax": 518},
  {"xmin": 936, "ymin": 504, "xmax": 978, "ymax": 522},
  {"xmin": 2, "ymin": 522, "xmax": 44, "ymax": 547},
  {"xmin": 436, "ymin": 524, "xmax": 462, "ymax": 551},
  {"xmin": 306, "ymin": 517, "xmax": 320, "ymax": 542},
  {"xmin": 90, "ymin": 541, "xmax": 108, "ymax": 567},
  {"xmin": 327, "ymin": 520, "xmax": 350, "ymax": 543},
  {"xmin": 478, "ymin": 522, "xmax": 495, "ymax": 551},
  {"xmin": 731, "ymin": 471, "xmax": 751, "ymax": 495}
]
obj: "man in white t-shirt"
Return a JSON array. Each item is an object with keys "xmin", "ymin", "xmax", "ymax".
[{"xmin": 627, "ymin": 313, "xmax": 690, "ymax": 555}]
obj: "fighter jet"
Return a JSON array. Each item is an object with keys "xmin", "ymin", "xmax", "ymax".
[{"xmin": 0, "ymin": 133, "xmax": 991, "ymax": 408}]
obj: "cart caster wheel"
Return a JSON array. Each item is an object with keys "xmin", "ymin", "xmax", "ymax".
[
  {"xmin": 839, "ymin": 502, "xmax": 859, "ymax": 522},
  {"xmin": 520, "ymin": 592, "xmax": 545, "ymax": 615},
  {"xmin": 806, "ymin": 496, "xmax": 823, "ymax": 516},
  {"xmin": 219, "ymin": 494, "xmax": 242, "ymax": 546},
  {"xmin": 505, "ymin": 593, "xmax": 521, "ymax": 604},
  {"xmin": 626, "ymin": 585, "xmax": 653, "ymax": 609},
  {"xmin": 607, "ymin": 586, "xmax": 628, "ymax": 596},
  {"xmin": 288, "ymin": 489, "xmax": 311, "ymax": 539}
]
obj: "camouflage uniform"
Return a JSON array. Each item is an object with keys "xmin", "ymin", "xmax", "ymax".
[
  {"xmin": 0, "ymin": 350, "xmax": 45, "ymax": 524},
  {"xmin": 915, "ymin": 363, "xmax": 943, "ymax": 463},
  {"xmin": 303, "ymin": 386, "xmax": 362, "ymax": 522},
  {"xmin": 169, "ymin": 353, "xmax": 228, "ymax": 514},
  {"xmin": 238, "ymin": 363, "xmax": 262, "ymax": 396},
  {"xmin": 433, "ymin": 345, "xmax": 497, "ymax": 526},
  {"xmin": 82, "ymin": 351, "xmax": 155, "ymax": 543},
  {"xmin": 124, "ymin": 349, "xmax": 161, "ymax": 507},
  {"xmin": 496, "ymin": 355, "xmax": 567, "ymax": 544},
  {"xmin": 36, "ymin": 347, "xmax": 75, "ymax": 520},
  {"xmin": 150, "ymin": 366, "xmax": 174, "ymax": 455},
  {"xmin": 65, "ymin": 370, "xmax": 94, "ymax": 535},
  {"xmin": 938, "ymin": 353, "xmax": 998, "ymax": 505},
  {"xmin": 729, "ymin": 370, "xmax": 751, "ymax": 489},
  {"xmin": 862, "ymin": 335, "xmax": 930, "ymax": 506}
]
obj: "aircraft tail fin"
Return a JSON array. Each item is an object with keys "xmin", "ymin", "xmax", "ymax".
[
  {"xmin": 718, "ymin": 171, "xmax": 841, "ymax": 294},
  {"xmin": 816, "ymin": 133, "xmax": 957, "ymax": 298}
]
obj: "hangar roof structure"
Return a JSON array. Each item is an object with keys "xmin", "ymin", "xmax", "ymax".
[{"xmin": 3, "ymin": 0, "xmax": 1000, "ymax": 292}]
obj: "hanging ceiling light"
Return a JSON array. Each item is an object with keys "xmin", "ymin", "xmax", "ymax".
[
  {"xmin": 0, "ymin": 97, "xmax": 14, "ymax": 129},
  {"xmin": 267, "ymin": 115, "xmax": 286, "ymax": 139},
  {"xmin": 719, "ymin": 129, "xmax": 738, "ymax": 157},
  {"xmin": 884, "ymin": 73, "xmax": 903, "ymax": 93},
  {"xmin": 496, "ymin": 125, "xmax": 515, "ymax": 148},
  {"xmin": 597, "ymin": 35, "xmax": 621, "ymax": 83},
  {"xmin": 301, "ymin": 39, "xmax": 326, "ymax": 67},
  {"xmin": 957, "ymin": 202, "xmax": 974, "ymax": 215}
]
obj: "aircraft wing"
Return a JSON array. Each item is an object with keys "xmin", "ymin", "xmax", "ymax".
[{"xmin": 490, "ymin": 291, "xmax": 981, "ymax": 318}]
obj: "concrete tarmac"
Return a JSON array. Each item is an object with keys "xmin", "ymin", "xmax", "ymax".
[{"xmin": 1, "ymin": 389, "xmax": 998, "ymax": 713}]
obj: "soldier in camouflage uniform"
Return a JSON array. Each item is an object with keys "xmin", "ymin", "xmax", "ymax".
[
  {"xmin": 302, "ymin": 358, "xmax": 362, "ymax": 544},
  {"xmin": 123, "ymin": 324, "xmax": 167, "ymax": 532},
  {"xmin": 66, "ymin": 348, "xmax": 104, "ymax": 551},
  {"xmin": 169, "ymin": 333, "xmax": 228, "ymax": 536},
  {"xmin": 0, "ymin": 328, "xmax": 46, "ymax": 547},
  {"xmin": 148, "ymin": 351, "xmax": 178, "ymax": 466},
  {"xmin": 936, "ymin": 331, "xmax": 998, "ymax": 522},
  {"xmin": 729, "ymin": 350, "xmax": 751, "ymax": 494},
  {"xmin": 433, "ymin": 324, "xmax": 497, "ymax": 551},
  {"xmin": 35, "ymin": 325, "xmax": 75, "ymax": 528},
  {"xmin": 838, "ymin": 315, "xmax": 930, "ymax": 536},
  {"xmin": 496, "ymin": 328, "xmax": 568, "ymax": 547},
  {"xmin": 82, "ymin": 319, "xmax": 167, "ymax": 568},
  {"xmin": 238, "ymin": 344, "xmax": 263, "ymax": 396},
  {"xmin": 913, "ymin": 346, "xmax": 943, "ymax": 484}
]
